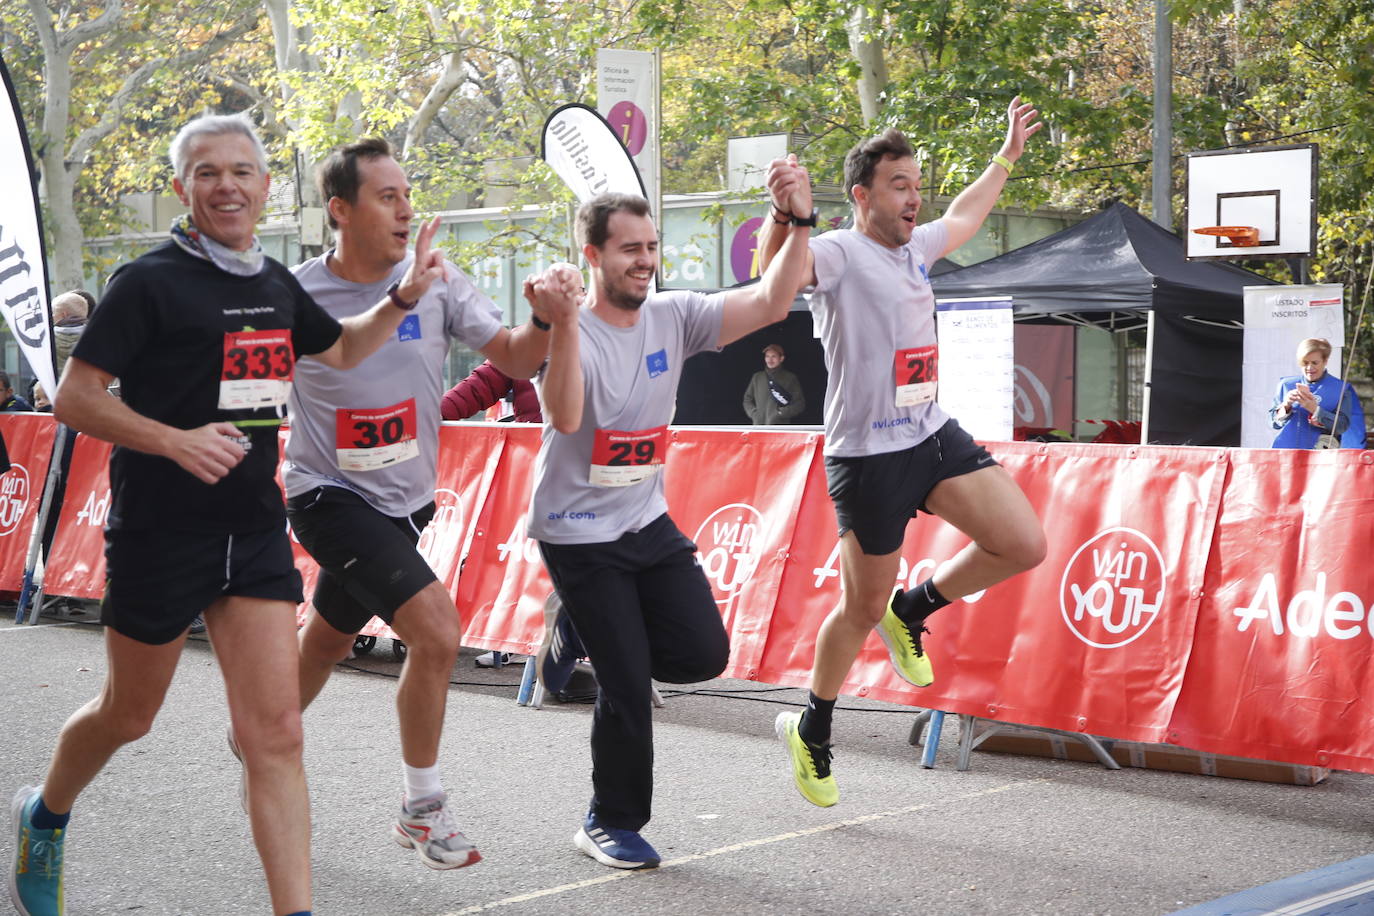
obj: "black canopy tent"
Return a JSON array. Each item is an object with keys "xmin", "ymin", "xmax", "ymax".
[{"xmin": 929, "ymin": 202, "xmax": 1277, "ymax": 446}]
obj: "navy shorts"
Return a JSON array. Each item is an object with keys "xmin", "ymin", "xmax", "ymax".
[
  {"xmin": 824, "ymin": 418, "xmax": 998, "ymax": 556},
  {"xmin": 102, "ymin": 524, "xmax": 303, "ymax": 645},
  {"xmin": 286, "ymin": 486, "xmax": 437, "ymax": 634}
]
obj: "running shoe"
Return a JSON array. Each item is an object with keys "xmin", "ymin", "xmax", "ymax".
[
  {"xmin": 227, "ymin": 727, "xmax": 247, "ymax": 814},
  {"xmin": 392, "ymin": 792, "xmax": 482, "ymax": 870},
  {"xmin": 774, "ymin": 711, "xmax": 838, "ymax": 807},
  {"xmin": 876, "ymin": 593, "xmax": 934, "ymax": 687},
  {"xmin": 573, "ymin": 813, "xmax": 660, "ymax": 870},
  {"xmin": 9, "ymin": 785, "xmax": 64, "ymax": 916},
  {"xmin": 536, "ymin": 591, "xmax": 583, "ymax": 695}
]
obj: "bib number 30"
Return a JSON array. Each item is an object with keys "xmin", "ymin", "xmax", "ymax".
[{"xmin": 334, "ymin": 399, "xmax": 419, "ymax": 471}]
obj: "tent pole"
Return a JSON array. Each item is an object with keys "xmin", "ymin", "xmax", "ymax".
[{"xmin": 1140, "ymin": 310, "xmax": 1156, "ymax": 443}]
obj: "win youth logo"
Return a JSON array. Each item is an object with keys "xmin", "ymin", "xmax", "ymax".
[
  {"xmin": 1058, "ymin": 527, "xmax": 1167, "ymax": 648},
  {"xmin": 417, "ymin": 488, "xmax": 463, "ymax": 570},
  {"xmin": 693, "ymin": 503, "xmax": 764, "ymax": 626},
  {"xmin": 0, "ymin": 463, "xmax": 31, "ymax": 536}
]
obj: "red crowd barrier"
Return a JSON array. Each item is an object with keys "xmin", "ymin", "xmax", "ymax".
[{"xmin": 7, "ymin": 413, "xmax": 1374, "ymax": 773}]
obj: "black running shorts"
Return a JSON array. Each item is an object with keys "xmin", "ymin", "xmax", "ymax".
[
  {"xmin": 285, "ymin": 485, "xmax": 437, "ymax": 634},
  {"xmin": 101, "ymin": 525, "xmax": 303, "ymax": 645},
  {"xmin": 824, "ymin": 418, "xmax": 998, "ymax": 556}
]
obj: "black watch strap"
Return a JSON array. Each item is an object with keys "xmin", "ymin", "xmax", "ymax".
[
  {"xmin": 790, "ymin": 208, "xmax": 819, "ymax": 228},
  {"xmin": 386, "ymin": 281, "xmax": 418, "ymax": 311}
]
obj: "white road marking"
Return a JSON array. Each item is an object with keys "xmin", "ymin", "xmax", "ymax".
[{"xmin": 439, "ymin": 778, "xmax": 1050, "ymax": 914}]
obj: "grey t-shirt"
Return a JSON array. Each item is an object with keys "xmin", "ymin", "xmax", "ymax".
[
  {"xmin": 809, "ymin": 222, "xmax": 951, "ymax": 457},
  {"xmin": 283, "ymin": 252, "xmax": 503, "ymax": 516},
  {"xmin": 526, "ymin": 290, "xmax": 725, "ymax": 545}
]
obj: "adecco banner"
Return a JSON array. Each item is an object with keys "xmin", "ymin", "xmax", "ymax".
[
  {"xmin": 0, "ymin": 414, "xmax": 53, "ymax": 592},
  {"xmin": 1169, "ymin": 448, "xmax": 1374, "ymax": 770},
  {"xmin": 757, "ymin": 442, "xmax": 1225, "ymax": 744},
  {"xmin": 42, "ymin": 434, "xmax": 112, "ymax": 598}
]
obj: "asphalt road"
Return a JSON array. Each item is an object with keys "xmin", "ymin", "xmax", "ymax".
[{"xmin": 4, "ymin": 610, "xmax": 1372, "ymax": 916}]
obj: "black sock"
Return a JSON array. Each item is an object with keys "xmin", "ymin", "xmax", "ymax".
[
  {"xmin": 31, "ymin": 796, "xmax": 70, "ymax": 831},
  {"xmin": 892, "ymin": 578, "xmax": 951, "ymax": 626},
  {"xmin": 798, "ymin": 692, "xmax": 836, "ymax": 746}
]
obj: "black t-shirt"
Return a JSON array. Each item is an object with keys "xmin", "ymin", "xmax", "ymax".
[{"xmin": 74, "ymin": 242, "xmax": 343, "ymax": 533}]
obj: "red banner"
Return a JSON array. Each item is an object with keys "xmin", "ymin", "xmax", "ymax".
[
  {"xmin": 28, "ymin": 418, "xmax": 1374, "ymax": 775},
  {"xmin": 42, "ymin": 433, "xmax": 112, "ymax": 598},
  {"xmin": 0, "ymin": 414, "xmax": 55, "ymax": 592},
  {"xmin": 1169, "ymin": 448, "xmax": 1374, "ymax": 771}
]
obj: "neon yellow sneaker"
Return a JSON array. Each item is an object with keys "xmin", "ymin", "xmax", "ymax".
[
  {"xmin": 774, "ymin": 711, "xmax": 838, "ymax": 807},
  {"xmin": 876, "ymin": 594, "xmax": 934, "ymax": 687}
]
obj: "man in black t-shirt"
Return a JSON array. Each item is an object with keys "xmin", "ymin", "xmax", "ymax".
[{"xmin": 8, "ymin": 114, "xmax": 448, "ymax": 916}]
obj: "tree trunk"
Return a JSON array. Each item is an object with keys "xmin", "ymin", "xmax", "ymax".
[{"xmin": 847, "ymin": 4, "xmax": 888, "ymax": 125}]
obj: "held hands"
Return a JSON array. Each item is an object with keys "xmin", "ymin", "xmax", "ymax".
[
  {"xmin": 999, "ymin": 96, "xmax": 1043, "ymax": 164},
  {"xmin": 170, "ymin": 422, "xmax": 248, "ymax": 485},
  {"xmin": 523, "ymin": 262, "xmax": 583, "ymax": 328},
  {"xmin": 765, "ymin": 153, "xmax": 813, "ymax": 222},
  {"xmin": 396, "ymin": 217, "xmax": 447, "ymax": 303}
]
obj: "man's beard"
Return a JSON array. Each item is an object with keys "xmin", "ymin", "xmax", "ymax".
[{"xmin": 604, "ymin": 274, "xmax": 650, "ymax": 312}]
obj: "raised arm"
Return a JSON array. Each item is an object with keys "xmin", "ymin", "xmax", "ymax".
[
  {"xmin": 718, "ymin": 159, "xmax": 814, "ymax": 346},
  {"xmin": 756, "ymin": 154, "xmax": 817, "ymax": 292},
  {"xmin": 524, "ymin": 264, "xmax": 584, "ymax": 434},
  {"xmin": 310, "ymin": 217, "xmax": 447, "ymax": 370},
  {"xmin": 478, "ymin": 263, "xmax": 581, "ymax": 380},
  {"xmin": 940, "ymin": 96, "xmax": 1042, "ymax": 256}
]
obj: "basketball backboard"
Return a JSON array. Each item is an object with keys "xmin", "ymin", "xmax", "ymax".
[{"xmin": 1184, "ymin": 143, "xmax": 1317, "ymax": 261}]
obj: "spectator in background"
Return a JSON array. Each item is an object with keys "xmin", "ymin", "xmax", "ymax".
[
  {"xmin": 742, "ymin": 343, "xmax": 805, "ymax": 425},
  {"xmin": 51, "ymin": 290, "xmax": 92, "ymax": 380},
  {"xmin": 1270, "ymin": 337, "xmax": 1367, "ymax": 449},
  {"xmin": 31, "ymin": 383, "xmax": 51, "ymax": 412},
  {"xmin": 441, "ymin": 359, "xmax": 542, "ymax": 422},
  {"xmin": 0, "ymin": 371, "xmax": 33, "ymax": 411}
]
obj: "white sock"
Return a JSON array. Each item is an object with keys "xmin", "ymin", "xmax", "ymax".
[{"xmin": 403, "ymin": 763, "xmax": 444, "ymax": 807}]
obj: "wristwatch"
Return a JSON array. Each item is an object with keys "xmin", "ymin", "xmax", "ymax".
[
  {"xmin": 386, "ymin": 281, "xmax": 418, "ymax": 311},
  {"xmin": 790, "ymin": 209, "xmax": 819, "ymax": 228}
]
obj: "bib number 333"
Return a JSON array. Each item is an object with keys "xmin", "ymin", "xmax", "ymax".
[{"xmin": 220, "ymin": 329, "xmax": 294, "ymax": 410}]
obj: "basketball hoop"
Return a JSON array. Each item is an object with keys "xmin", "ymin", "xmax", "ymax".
[{"xmin": 1192, "ymin": 225, "xmax": 1260, "ymax": 247}]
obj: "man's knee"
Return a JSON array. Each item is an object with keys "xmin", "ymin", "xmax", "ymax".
[
  {"xmin": 98, "ymin": 701, "xmax": 160, "ymax": 745},
  {"xmin": 299, "ymin": 621, "xmax": 354, "ymax": 667},
  {"xmin": 392, "ymin": 586, "xmax": 462, "ymax": 661},
  {"xmin": 237, "ymin": 708, "xmax": 305, "ymax": 764},
  {"xmin": 1008, "ymin": 524, "xmax": 1048, "ymax": 573}
]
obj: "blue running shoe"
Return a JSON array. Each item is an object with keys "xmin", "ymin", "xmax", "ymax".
[
  {"xmin": 9, "ymin": 785, "xmax": 64, "ymax": 916},
  {"xmin": 536, "ymin": 591, "xmax": 583, "ymax": 695},
  {"xmin": 573, "ymin": 813, "xmax": 660, "ymax": 870}
]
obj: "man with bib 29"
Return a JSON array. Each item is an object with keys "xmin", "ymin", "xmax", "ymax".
[
  {"xmin": 756, "ymin": 98, "xmax": 1048, "ymax": 808},
  {"xmin": 11, "ymin": 114, "xmax": 443, "ymax": 916},
  {"xmin": 277, "ymin": 138, "xmax": 555, "ymax": 870},
  {"xmin": 526, "ymin": 177, "xmax": 813, "ymax": 870}
]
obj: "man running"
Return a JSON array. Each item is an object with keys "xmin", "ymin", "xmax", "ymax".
[
  {"xmin": 526, "ymin": 177, "xmax": 812, "ymax": 870},
  {"xmin": 279, "ymin": 137, "xmax": 552, "ymax": 869},
  {"xmin": 10, "ymin": 114, "xmax": 444, "ymax": 916},
  {"xmin": 758, "ymin": 98, "xmax": 1048, "ymax": 807}
]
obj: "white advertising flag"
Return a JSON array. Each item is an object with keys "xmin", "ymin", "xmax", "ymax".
[
  {"xmin": 540, "ymin": 103, "xmax": 647, "ymax": 205},
  {"xmin": 0, "ymin": 53, "xmax": 55, "ymax": 399},
  {"xmin": 596, "ymin": 48, "xmax": 658, "ymax": 213}
]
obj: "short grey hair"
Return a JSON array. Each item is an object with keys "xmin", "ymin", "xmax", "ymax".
[{"xmin": 168, "ymin": 113, "xmax": 268, "ymax": 180}]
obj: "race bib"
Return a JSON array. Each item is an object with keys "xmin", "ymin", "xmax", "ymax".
[
  {"xmin": 220, "ymin": 329, "xmax": 294, "ymax": 410},
  {"xmin": 894, "ymin": 344, "xmax": 937, "ymax": 407},
  {"xmin": 335, "ymin": 399, "xmax": 419, "ymax": 471},
  {"xmin": 589, "ymin": 425, "xmax": 668, "ymax": 487}
]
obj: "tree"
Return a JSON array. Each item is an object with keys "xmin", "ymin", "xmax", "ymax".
[{"xmin": 7, "ymin": 0, "xmax": 262, "ymax": 293}]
